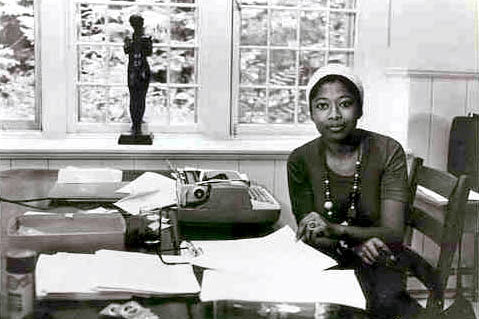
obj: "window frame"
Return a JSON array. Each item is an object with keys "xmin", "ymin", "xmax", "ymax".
[
  {"xmin": 1, "ymin": 0, "xmax": 360, "ymax": 140},
  {"xmin": 231, "ymin": 0, "xmax": 360, "ymax": 137},
  {"xmin": 0, "ymin": 0, "xmax": 41, "ymax": 131}
]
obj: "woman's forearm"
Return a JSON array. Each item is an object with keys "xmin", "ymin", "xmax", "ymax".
[{"xmin": 330, "ymin": 224, "xmax": 403, "ymax": 246}]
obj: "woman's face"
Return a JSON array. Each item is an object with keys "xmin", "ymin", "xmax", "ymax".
[{"xmin": 310, "ymin": 80, "xmax": 361, "ymax": 142}]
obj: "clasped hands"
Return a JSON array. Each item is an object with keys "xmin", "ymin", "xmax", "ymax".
[{"xmin": 297, "ymin": 212, "xmax": 394, "ymax": 266}]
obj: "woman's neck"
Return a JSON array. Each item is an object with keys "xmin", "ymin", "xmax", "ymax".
[{"xmin": 324, "ymin": 131, "xmax": 361, "ymax": 158}]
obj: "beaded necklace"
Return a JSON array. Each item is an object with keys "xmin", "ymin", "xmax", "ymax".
[{"xmin": 323, "ymin": 147, "xmax": 362, "ymax": 225}]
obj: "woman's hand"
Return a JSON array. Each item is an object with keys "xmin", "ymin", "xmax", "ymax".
[
  {"xmin": 296, "ymin": 212, "xmax": 330, "ymax": 244},
  {"xmin": 353, "ymin": 237, "xmax": 393, "ymax": 265}
]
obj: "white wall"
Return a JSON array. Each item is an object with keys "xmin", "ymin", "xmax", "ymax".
[{"xmin": 355, "ymin": 0, "xmax": 478, "ymax": 153}]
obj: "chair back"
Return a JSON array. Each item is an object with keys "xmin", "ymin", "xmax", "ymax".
[{"xmin": 405, "ymin": 157, "xmax": 469, "ymax": 312}]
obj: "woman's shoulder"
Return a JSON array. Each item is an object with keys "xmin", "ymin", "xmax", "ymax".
[
  {"xmin": 288, "ymin": 137, "xmax": 322, "ymax": 162},
  {"xmin": 360, "ymin": 129, "xmax": 404, "ymax": 152}
]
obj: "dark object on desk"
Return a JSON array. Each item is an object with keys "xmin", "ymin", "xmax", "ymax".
[
  {"xmin": 7, "ymin": 213, "xmax": 126, "ymax": 253},
  {"xmin": 406, "ymin": 157, "xmax": 470, "ymax": 315},
  {"xmin": 118, "ymin": 14, "xmax": 153, "ymax": 145},
  {"xmin": 177, "ymin": 169, "xmax": 280, "ymax": 224}
]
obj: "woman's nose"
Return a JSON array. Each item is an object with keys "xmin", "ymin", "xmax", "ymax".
[{"xmin": 328, "ymin": 104, "xmax": 342, "ymax": 119}]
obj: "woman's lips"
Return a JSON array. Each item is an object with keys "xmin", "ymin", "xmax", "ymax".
[{"xmin": 328, "ymin": 125, "xmax": 345, "ymax": 132}]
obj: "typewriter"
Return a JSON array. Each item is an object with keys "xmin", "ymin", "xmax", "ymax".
[{"xmin": 175, "ymin": 168, "xmax": 281, "ymax": 224}]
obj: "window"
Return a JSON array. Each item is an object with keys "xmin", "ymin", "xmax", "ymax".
[
  {"xmin": 233, "ymin": 0, "xmax": 357, "ymax": 134},
  {"xmin": 73, "ymin": 0, "xmax": 198, "ymax": 132},
  {"xmin": 0, "ymin": 0, "xmax": 38, "ymax": 130},
  {"xmin": 0, "ymin": 0, "xmax": 359, "ymax": 138}
]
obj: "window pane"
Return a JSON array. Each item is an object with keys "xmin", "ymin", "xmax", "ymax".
[
  {"xmin": 107, "ymin": 87, "xmax": 129, "ymax": 123},
  {"xmin": 75, "ymin": 1, "xmax": 198, "ymax": 131},
  {"xmin": 270, "ymin": 0, "xmax": 297, "ymax": 6},
  {"xmin": 328, "ymin": 51, "xmax": 353, "ymax": 66},
  {"xmin": 241, "ymin": 0, "xmax": 267, "ymax": 5},
  {"xmin": 108, "ymin": 46, "xmax": 127, "ymax": 84},
  {"xmin": 78, "ymin": 3, "xmax": 107, "ymax": 42},
  {"xmin": 329, "ymin": 12, "xmax": 355, "ymax": 48},
  {"xmin": 240, "ymin": 49, "xmax": 266, "ymax": 85},
  {"xmin": 298, "ymin": 90, "xmax": 311, "ymax": 123},
  {"xmin": 269, "ymin": 49, "xmax": 296, "ymax": 86},
  {"xmin": 79, "ymin": 45, "xmax": 108, "ymax": 83},
  {"xmin": 0, "ymin": 0, "xmax": 35, "ymax": 123},
  {"xmin": 299, "ymin": 51, "xmax": 325, "ymax": 85},
  {"xmin": 301, "ymin": 0, "xmax": 327, "ymax": 7},
  {"xmin": 268, "ymin": 89, "xmax": 294, "ymax": 124},
  {"xmin": 240, "ymin": 8, "xmax": 267, "ymax": 46},
  {"xmin": 270, "ymin": 10, "xmax": 297, "ymax": 47},
  {"xmin": 79, "ymin": 86, "xmax": 107, "ymax": 123},
  {"xmin": 170, "ymin": 48, "xmax": 195, "ymax": 84},
  {"xmin": 239, "ymin": 89, "xmax": 266, "ymax": 124},
  {"xmin": 141, "ymin": 6, "xmax": 169, "ymax": 44},
  {"xmin": 145, "ymin": 86, "xmax": 168, "ymax": 125},
  {"xmin": 300, "ymin": 11, "xmax": 326, "ymax": 48},
  {"xmin": 171, "ymin": 6, "xmax": 195, "ymax": 44},
  {"xmin": 150, "ymin": 48, "xmax": 168, "ymax": 83},
  {"xmin": 170, "ymin": 88, "xmax": 195, "ymax": 124},
  {"xmin": 106, "ymin": 4, "xmax": 134, "ymax": 43},
  {"xmin": 330, "ymin": 0, "xmax": 356, "ymax": 9}
]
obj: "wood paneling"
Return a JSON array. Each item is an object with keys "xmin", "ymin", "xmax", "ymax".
[
  {"xmin": 48, "ymin": 159, "xmax": 135, "ymax": 170},
  {"xmin": 408, "ymin": 77, "xmax": 432, "ymax": 163},
  {"xmin": 429, "ymin": 78, "xmax": 468, "ymax": 170},
  {"xmin": 10, "ymin": 159, "xmax": 48, "ymax": 169}
]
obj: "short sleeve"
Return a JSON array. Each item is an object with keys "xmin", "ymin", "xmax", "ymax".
[
  {"xmin": 380, "ymin": 141, "xmax": 410, "ymax": 203},
  {"xmin": 287, "ymin": 151, "xmax": 316, "ymax": 223}
]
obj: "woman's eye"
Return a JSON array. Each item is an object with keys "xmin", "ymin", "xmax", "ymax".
[
  {"xmin": 315, "ymin": 103, "xmax": 329, "ymax": 110},
  {"xmin": 339, "ymin": 100, "xmax": 353, "ymax": 108}
]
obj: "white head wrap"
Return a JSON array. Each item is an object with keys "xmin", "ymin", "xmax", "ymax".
[{"xmin": 305, "ymin": 64, "xmax": 364, "ymax": 109}]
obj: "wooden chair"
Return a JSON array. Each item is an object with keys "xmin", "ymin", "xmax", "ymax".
[{"xmin": 404, "ymin": 157, "xmax": 470, "ymax": 314}]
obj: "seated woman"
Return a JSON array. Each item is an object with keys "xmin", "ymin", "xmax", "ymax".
[{"xmin": 287, "ymin": 64, "xmax": 422, "ymax": 319}]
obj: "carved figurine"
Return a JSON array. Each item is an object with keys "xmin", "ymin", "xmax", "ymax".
[{"xmin": 124, "ymin": 14, "xmax": 152, "ymax": 136}]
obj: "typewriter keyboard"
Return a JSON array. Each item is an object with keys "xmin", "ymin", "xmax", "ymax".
[{"xmin": 248, "ymin": 185, "xmax": 276, "ymax": 204}]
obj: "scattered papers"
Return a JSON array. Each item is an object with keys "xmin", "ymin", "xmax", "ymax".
[
  {"xmin": 57, "ymin": 167, "xmax": 122, "ymax": 184},
  {"xmin": 189, "ymin": 226, "xmax": 365, "ymax": 309},
  {"xmin": 200, "ymin": 269, "xmax": 366, "ymax": 309},
  {"xmin": 189, "ymin": 226, "xmax": 337, "ymax": 276},
  {"xmin": 116, "ymin": 172, "xmax": 175, "ymax": 196},
  {"xmin": 36, "ymin": 250, "xmax": 200, "ymax": 300},
  {"xmin": 114, "ymin": 172, "xmax": 177, "ymax": 215}
]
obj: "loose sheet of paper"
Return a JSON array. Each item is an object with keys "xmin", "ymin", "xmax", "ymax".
[
  {"xmin": 57, "ymin": 167, "xmax": 123, "ymax": 184},
  {"xmin": 200, "ymin": 269, "xmax": 366, "ymax": 309},
  {"xmin": 114, "ymin": 172, "xmax": 177, "ymax": 214},
  {"xmin": 192, "ymin": 226, "xmax": 364, "ymax": 309},
  {"xmin": 189, "ymin": 226, "xmax": 337, "ymax": 276}
]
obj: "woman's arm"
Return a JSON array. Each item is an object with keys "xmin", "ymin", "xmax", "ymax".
[
  {"xmin": 329, "ymin": 198, "xmax": 405, "ymax": 245},
  {"xmin": 287, "ymin": 152, "xmax": 316, "ymax": 224}
]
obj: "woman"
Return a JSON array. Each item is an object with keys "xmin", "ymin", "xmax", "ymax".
[{"xmin": 287, "ymin": 64, "xmax": 422, "ymax": 319}]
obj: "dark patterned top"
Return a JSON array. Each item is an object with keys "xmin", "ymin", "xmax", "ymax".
[{"xmin": 287, "ymin": 129, "xmax": 410, "ymax": 227}]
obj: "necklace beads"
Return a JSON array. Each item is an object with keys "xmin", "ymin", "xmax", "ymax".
[{"xmin": 323, "ymin": 153, "xmax": 362, "ymax": 225}]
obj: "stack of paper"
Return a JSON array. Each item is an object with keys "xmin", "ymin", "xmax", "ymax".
[
  {"xmin": 114, "ymin": 172, "xmax": 177, "ymax": 215},
  {"xmin": 36, "ymin": 250, "xmax": 200, "ymax": 300},
  {"xmin": 189, "ymin": 226, "xmax": 366, "ymax": 310},
  {"xmin": 57, "ymin": 167, "xmax": 123, "ymax": 184}
]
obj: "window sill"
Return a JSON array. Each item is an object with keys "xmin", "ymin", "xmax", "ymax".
[{"xmin": 0, "ymin": 133, "xmax": 315, "ymax": 160}]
